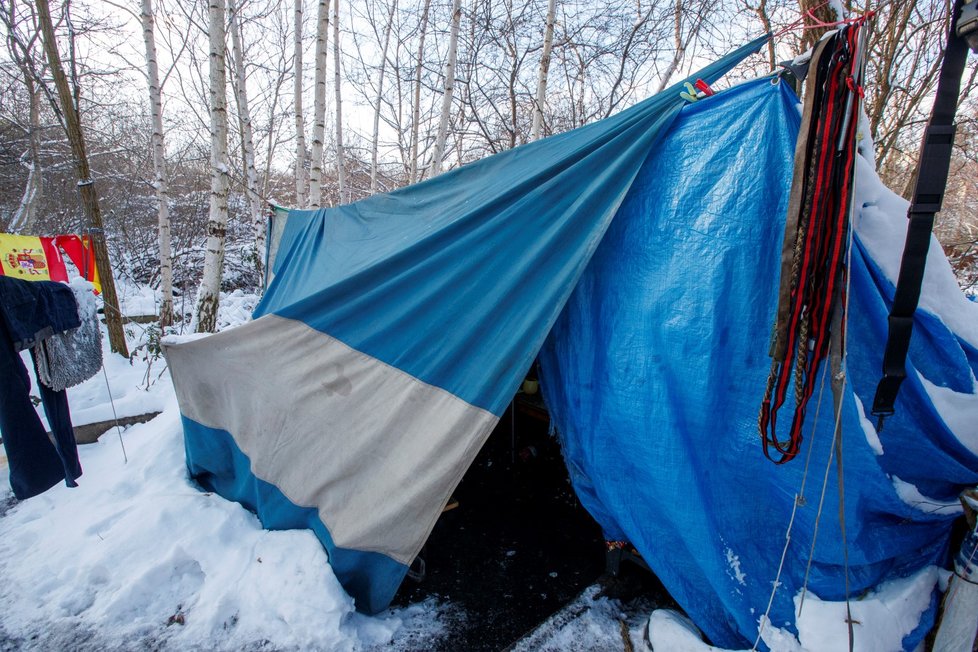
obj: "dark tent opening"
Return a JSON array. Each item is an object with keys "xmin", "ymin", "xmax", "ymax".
[{"xmin": 393, "ymin": 391, "xmax": 674, "ymax": 650}]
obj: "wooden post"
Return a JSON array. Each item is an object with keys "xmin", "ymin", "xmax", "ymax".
[{"xmin": 35, "ymin": 0, "xmax": 129, "ymax": 357}]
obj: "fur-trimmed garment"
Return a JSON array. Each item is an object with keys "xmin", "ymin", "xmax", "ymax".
[{"xmin": 34, "ymin": 278, "xmax": 102, "ymax": 392}]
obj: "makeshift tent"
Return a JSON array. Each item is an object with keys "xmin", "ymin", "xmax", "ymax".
[
  {"xmin": 164, "ymin": 34, "xmax": 978, "ymax": 648},
  {"xmin": 163, "ymin": 36, "xmax": 767, "ymax": 612}
]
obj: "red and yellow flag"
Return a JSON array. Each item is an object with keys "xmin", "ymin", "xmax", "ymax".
[
  {"xmin": 0, "ymin": 233, "xmax": 68, "ymax": 282},
  {"xmin": 55, "ymin": 234, "xmax": 101, "ymax": 294},
  {"xmin": 0, "ymin": 232, "xmax": 100, "ymax": 293}
]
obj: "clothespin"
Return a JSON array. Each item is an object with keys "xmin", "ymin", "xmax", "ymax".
[
  {"xmin": 680, "ymin": 80, "xmax": 716, "ymax": 103},
  {"xmin": 694, "ymin": 79, "xmax": 715, "ymax": 96},
  {"xmin": 679, "ymin": 81, "xmax": 699, "ymax": 102}
]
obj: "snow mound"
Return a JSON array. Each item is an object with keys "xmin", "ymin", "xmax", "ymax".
[
  {"xmin": 646, "ymin": 566, "xmax": 945, "ymax": 652},
  {"xmin": 0, "ymin": 401, "xmax": 450, "ymax": 651}
]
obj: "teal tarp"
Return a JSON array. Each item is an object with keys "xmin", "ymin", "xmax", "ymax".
[{"xmin": 177, "ymin": 36, "xmax": 771, "ymax": 616}]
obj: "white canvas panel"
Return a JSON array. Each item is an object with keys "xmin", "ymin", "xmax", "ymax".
[{"xmin": 164, "ymin": 314, "xmax": 498, "ymax": 564}]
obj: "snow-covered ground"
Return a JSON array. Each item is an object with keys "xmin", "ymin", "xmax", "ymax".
[
  {"xmin": 0, "ymin": 404, "xmax": 455, "ymax": 651},
  {"xmin": 0, "ymin": 291, "xmax": 461, "ymax": 651},
  {"xmin": 509, "ymin": 585, "xmax": 655, "ymax": 652},
  {"xmin": 645, "ymin": 567, "xmax": 945, "ymax": 652},
  {"xmin": 0, "ymin": 285, "xmax": 671, "ymax": 652},
  {"xmin": 503, "ymin": 567, "xmax": 946, "ymax": 652}
]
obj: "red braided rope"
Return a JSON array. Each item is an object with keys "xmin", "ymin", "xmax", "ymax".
[{"xmin": 760, "ymin": 22, "xmax": 865, "ymax": 464}]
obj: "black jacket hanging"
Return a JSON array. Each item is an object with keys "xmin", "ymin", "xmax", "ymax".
[{"xmin": 0, "ymin": 276, "xmax": 83, "ymax": 500}]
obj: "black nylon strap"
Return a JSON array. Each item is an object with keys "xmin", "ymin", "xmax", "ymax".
[{"xmin": 871, "ymin": 0, "xmax": 971, "ymax": 424}]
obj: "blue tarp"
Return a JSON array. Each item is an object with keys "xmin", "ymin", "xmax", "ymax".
[
  {"xmin": 538, "ymin": 77, "xmax": 978, "ymax": 648},
  {"xmin": 166, "ymin": 32, "xmax": 978, "ymax": 646}
]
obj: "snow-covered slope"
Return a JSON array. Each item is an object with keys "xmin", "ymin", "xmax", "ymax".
[{"xmin": 0, "ymin": 308, "xmax": 452, "ymax": 651}]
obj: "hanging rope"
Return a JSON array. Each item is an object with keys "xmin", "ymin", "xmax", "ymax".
[
  {"xmin": 100, "ymin": 362, "xmax": 128, "ymax": 464},
  {"xmin": 759, "ymin": 18, "xmax": 869, "ymax": 464},
  {"xmin": 772, "ymin": 3, "xmax": 873, "ymax": 39},
  {"xmin": 755, "ymin": 17, "xmax": 867, "ymax": 650},
  {"xmin": 751, "ymin": 363, "xmax": 829, "ymax": 651}
]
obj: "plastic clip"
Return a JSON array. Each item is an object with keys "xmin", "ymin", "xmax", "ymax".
[
  {"xmin": 694, "ymin": 79, "xmax": 715, "ymax": 96},
  {"xmin": 679, "ymin": 81, "xmax": 699, "ymax": 103}
]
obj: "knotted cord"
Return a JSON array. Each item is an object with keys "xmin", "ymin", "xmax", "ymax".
[{"xmin": 759, "ymin": 19, "xmax": 868, "ymax": 464}]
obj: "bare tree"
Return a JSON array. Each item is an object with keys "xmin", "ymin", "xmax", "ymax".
[
  {"xmin": 530, "ymin": 0, "xmax": 556, "ymax": 140},
  {"xmin": 35, "ymin": 0, "xmax": 128, "ymax": 355},
  {"xmin": 744, "ymin": 0, "xmax": 778, "ymax": 71},
  {"xmin": 0, "ymin": 0, "xmax": 974, "ymax": 305},
  {"xmin": 409, "ymin": 0, "xmax": 432, "ymax": 183},
  {"xmin": 307, "ymin": 0, "xmax": 329, "ymax": 208},
  {"xmin": 370, "ymin": 0, "xmax": 396, "ymax": 192},
  {"xmin": 798, "ymin": 0, "xmax": 839, "ymax": 51},
  {"xmin": 293, "ymin": 0, "xmax": 308, "ymax": 207},
  {"xmin": 333, "ymin": 0, "xmax": 346, "ymax": 202},
  {"xmin": 228, "ymin": 0, "xmax": 264, "ymax": 271},
  {"xmin": 194, "ymin": 0, "xmax": 231, "ymax": 333},
  {"xmin": 863, "ymin": 1, "xmax": 964, "ymax": 187},
  {"xmin": 431, "ymin": 0, "xmax": 462, "ymax": 174},
  {"xmin": 249, "ymin": 0, "xmax": 292, "ymax": 207},
  {"xmin": 2, "ymin": 0, "xmax": 43, "ymax": 233},
  {"xmin": 655, "ymin": 0, "xmax": 706, "ymax": 94},
  {"xmin": 140, "ymin": 0, "xmax": 175, "ymax": 327}
]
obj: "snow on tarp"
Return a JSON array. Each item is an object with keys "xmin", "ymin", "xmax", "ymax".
[
  {"xmin": 538, "ymin": 77, "xmax": 978, "ymax": 648},
  {"xmin": 162, "ymin": 38, "xmax": 769, "ymax": 615}
]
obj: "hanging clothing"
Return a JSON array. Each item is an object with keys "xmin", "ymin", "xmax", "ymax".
[
  {"xmin": 35, "ymin": 279, "xmax": 103, "ymax": 392},
  {"xmin": 0, "ymin": 274, "xmax": 80, "ymax": 349},
  {"xmin": 0, "ymin": 276, "xmax": 83, "ymax": 500}
]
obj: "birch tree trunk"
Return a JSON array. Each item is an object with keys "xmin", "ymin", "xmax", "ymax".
[
  {"xmin": 308, "ymin": 0, "xmax": 330, "ymax": 208},
  {"xmin": 5, "ymin": 1, "xmax": 44, "ymax": 234},
  {"xmin": 294, "ymin": 0, "xmax": 308, "ymax": 207},
  {"xmin": 9, "ymin": 82, "xmax": 42, "ymax": 233},
  {"xmin": 35, "ymin": 0, "xmax": 128, "ymax": 356},
  {"xmin": 228, "ymin": 0, "xmax": 264, "ymax": 275},
  {"xmin": 194, "ymin": 0, "xmax": 231, "ymax": 333},
  {"xmin": 140, "ymin": 0, "xmax": 174, "ymax": 327},
  {"xmin": 370, "ymin": 0, "xmax": 396, "ymax": 193},
  {"xmin": 409, "ymin": 0, "xmax": 432, "ymax": 184},
  {"xmin": 431, "ymin": 0, "xmax": 461, "ymax": 175},
  {"xmin": 333, "ymin": 0, "xmax": 346, "ymax": 203},
  {"xmin": 530, "ymin": 0, "xmax": 556, "ymax": 141},
  {"xmin": 656, "ymin": 0, "xmax": 687, "ymax": 93}
]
